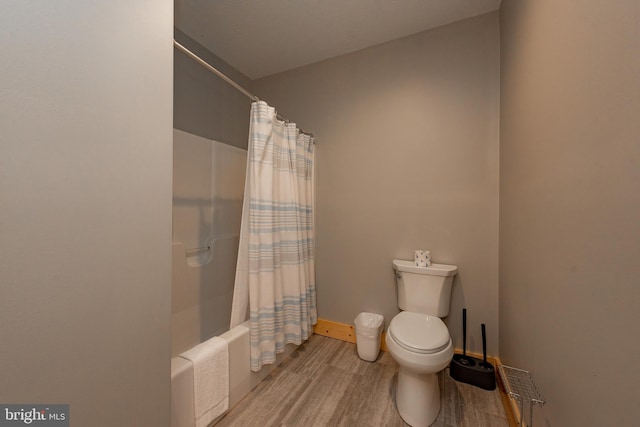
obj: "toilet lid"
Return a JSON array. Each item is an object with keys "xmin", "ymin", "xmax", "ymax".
[{"xmin": 388, "ymin": 312, "xmax": 450, "ymax": 354}]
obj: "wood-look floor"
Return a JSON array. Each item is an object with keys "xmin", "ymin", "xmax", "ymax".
[{"xmin": 215, "ymin": 335, "xmax": 510, "ymax": 427}]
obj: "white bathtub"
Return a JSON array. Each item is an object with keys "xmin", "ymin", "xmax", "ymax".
[{"xmin": 171, "ymin": 321, "xmax": 298, "ymax": 427}]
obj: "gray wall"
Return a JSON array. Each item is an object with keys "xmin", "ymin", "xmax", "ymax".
[
  {"xmin": 500, "ymin": 1, "xmax": 640, "ymax": 425},
  {"xmin": 174, "ymin": 29, "xmax": 251, "ymax": 149},
  {"xmin": 253, "ymin": 13, "xmax": 500, "ymax": 355},
  {"xmin": 0, "ymin": 2, "xmax": 173, "ymax": 426}
]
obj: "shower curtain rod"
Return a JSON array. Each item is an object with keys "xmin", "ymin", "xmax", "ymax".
[{"xmin": 173, "ymin": 40, "xmax": 314, "ymax": 138}]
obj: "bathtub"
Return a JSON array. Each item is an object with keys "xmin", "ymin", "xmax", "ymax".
[{"xmin": 171, "ymin": 321, "xmax": 298, "ymax": 427}]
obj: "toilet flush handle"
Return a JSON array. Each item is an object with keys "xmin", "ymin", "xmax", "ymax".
[{"xmin": 396, "ymin": 272, "xmax": 402, "ymax": 280}]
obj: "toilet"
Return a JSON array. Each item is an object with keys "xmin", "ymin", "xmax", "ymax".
[{"xmin": 387, "ymin": 259, "xmax": 458, "ymax": 427}]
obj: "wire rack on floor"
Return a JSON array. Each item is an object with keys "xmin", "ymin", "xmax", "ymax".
[{"xmin": 499, "ymin": 365, "xmax": 545, "ymax": 426}]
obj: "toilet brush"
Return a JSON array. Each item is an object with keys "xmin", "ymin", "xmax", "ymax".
[
  {"xmin": 482, "ymin": 324, "xmax": 489, "ymax": 366},
  {"xmin": 449, "ymin": 309, "xmax": 496, "ymax": 390},
  {"xmin": 463, "ymin": 308, "xmax": 468, "ymax": 359},
  {"xmin": 456, "ymin": 309, "xmax": 475, "ymax": 366}
]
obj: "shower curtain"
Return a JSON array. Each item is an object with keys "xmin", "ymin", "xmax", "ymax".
[{"xmin": 230, "ymin": 101, "xmax": 316, "ymax": 372}]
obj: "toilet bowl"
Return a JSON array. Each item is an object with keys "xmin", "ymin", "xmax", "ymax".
[
  {"xmin": 386, "ymin": 312, "xmax": 453, "ymax": 426},
  {"xmin": 389, "ymin": 260, "xmax": 457, "ymax": 427}
]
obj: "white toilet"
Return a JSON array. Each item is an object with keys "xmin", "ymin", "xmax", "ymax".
[{"xmin": 387, "ymin": 259, "xmax": 458, "ymax": 427}]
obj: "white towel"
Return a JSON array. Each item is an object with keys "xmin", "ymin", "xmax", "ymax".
[{"xmin": 180, "ymin": 337, "xmax": 229, "ymax": 427}]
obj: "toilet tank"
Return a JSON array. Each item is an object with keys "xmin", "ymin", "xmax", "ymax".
[{"xmin": 393, "ymin": 260, "xmax": 457, "ymax": 317}]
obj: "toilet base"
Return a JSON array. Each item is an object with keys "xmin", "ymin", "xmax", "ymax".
[{"xmin": 395, "ymin": 367, "xmax": 441, "ymax": 427}]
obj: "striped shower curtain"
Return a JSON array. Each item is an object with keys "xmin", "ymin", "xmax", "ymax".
[{"xmin": 230, "ymin": 101, "xmax": 316, "ymax": 372}]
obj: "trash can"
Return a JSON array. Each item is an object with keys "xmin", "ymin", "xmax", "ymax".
[{"xmin": 354, "ymin": 312, "xmax": 384, "ymax": 362}]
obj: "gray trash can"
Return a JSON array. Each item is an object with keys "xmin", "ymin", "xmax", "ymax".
[{"xmin": 354, "ymin": 312, "xmax": 384, "ymax": 362}]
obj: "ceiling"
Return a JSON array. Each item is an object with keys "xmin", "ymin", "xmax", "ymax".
[{"xmin": 175, "ymin": 0, "xmax": 501, "ymax": 80}]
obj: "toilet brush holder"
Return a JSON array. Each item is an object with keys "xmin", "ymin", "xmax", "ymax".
[
  {"xmin": 450, "ymin": 354, "xmax": 496, "ymax": 391},
  {"xmin": 450, "ymin": 314, "xmax": 496, "ymax": 390}
]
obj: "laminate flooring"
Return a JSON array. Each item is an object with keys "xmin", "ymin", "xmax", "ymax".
[{"xmin": 215, "ymin": 335, "xmax": 510, "ymax": 427}]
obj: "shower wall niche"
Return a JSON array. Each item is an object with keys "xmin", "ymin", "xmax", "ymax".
[{"xmin": 172, "ymin": 129, "xmax": 247, "ymax": 357}]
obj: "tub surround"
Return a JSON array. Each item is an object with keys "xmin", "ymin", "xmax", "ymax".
[{"xmin": 172, "ymin": 129, "xmax": 247, "ymax": 357}]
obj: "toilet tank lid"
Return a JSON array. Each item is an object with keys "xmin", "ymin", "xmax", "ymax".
[{"xmin": 393, "ymin": 260, "xmax": 458, "ymax": 276}]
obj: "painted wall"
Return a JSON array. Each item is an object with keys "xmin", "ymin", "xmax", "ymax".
[
  {"xmin": 500, "ymin": 1, "xmax": 640, "ymax": 425},
  {"xmin": 172, "ymin": 129, "xmax": 247, "ymax": 357},
  {"xmin": 0, "ymin": 2, "xmax": 173, "ymax": 426},
  {"xmin": 253, "ymin": 13, "xmax": 500, "ymax": 355},
  {"xmin": 174, "ymin": 29, "xmax": 251, "ymax": 149}
]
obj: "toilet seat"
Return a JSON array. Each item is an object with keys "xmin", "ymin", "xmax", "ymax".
[{"xmin": 388, "ymin": 312, "xmax": 450, "ymax": 354}]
